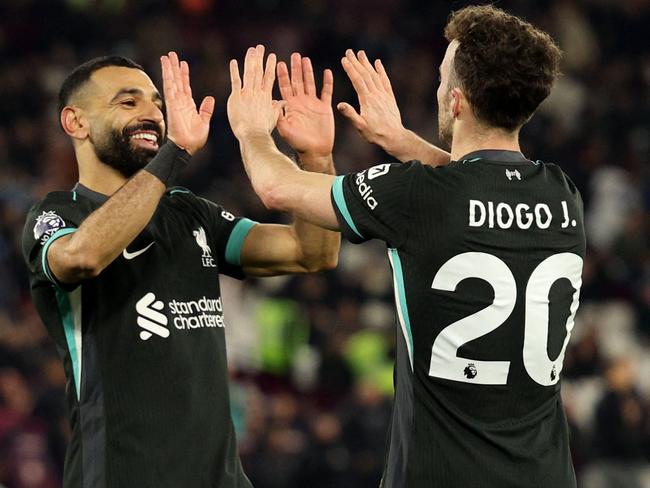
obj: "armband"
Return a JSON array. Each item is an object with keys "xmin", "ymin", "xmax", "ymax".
[{"xmin": 143, "ymin": 141, "xmax": 191, "ymax": 187}]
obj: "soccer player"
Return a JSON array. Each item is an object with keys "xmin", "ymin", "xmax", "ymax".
[
  {"xmin": 22, "ymin": 51, "xmax": 339, "ymax": 487},
  {"xmin": 228, "ymin": 5, "xmax": 584, "ymax": 487}
]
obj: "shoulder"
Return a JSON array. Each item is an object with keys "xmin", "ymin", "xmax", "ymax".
[
  {"xmin": 343, "ymin": 161, "xmax": 423, "ymax": 193},
  {"xmin": 27, "ymin": 191, "xmax": 76, "ymax": 214},
  {"xmin": 165, "ymin": 186, "xmax": 231, "ymax": 215},
  {"xmin": 23, "ymin": 191, "xmax": 83, "ymax": 260},
  {"xmin": 535, "ymin": 161, "xmax": 582, "ymax": 196},
  {"xmin": 24, "ymin": 191, "xmax": 79, "ymax": 238}
]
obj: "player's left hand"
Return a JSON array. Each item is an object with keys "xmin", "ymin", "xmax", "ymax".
[
  {"xmin": 160, "ymin": 51, "xmax": 214, "ymax": 156},
  {"xmin": 276, "ymin": 53, "xmax": 334, "ymax": 159},
  {"xmin": 228, "ymin": 45, "xmax": 283, "ymax": 140},
  {"xmin": 337, "ymin": 50, "xmax": 406, "ymax": 153}
]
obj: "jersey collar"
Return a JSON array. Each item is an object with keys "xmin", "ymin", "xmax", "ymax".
[
  {"xmin": 72, "ymin": 182, "xmax": 109, "ymax": 204},
  {"xmin": 457, "ymin": 149, "xmax": 530, "ymax": 164}
]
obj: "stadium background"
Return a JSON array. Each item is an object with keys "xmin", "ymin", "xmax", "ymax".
[{"xmin": 0, "ymin": 0, "xmax": 649, "ymax": 486}]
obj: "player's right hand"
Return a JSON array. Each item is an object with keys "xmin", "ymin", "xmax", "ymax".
[
  {"xmin": 276, "ymin": 53, "xmax": 334, "ymax": 160},
  {"xmin": 338, "ymin": 50, "xmax": 407, "ymax": 152},
  {"xmin": 227, "ymin": 45, "xmax": 283, "ymax": 140},
  {"xmin": 160, "ymin": 51, "xmax": 215, "ymax": 155}
]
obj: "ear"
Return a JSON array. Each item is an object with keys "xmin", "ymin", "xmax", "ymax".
[
  {"xmin": 60, "ymin": 106, "xmax": 89, "ymax": 140},
  {"xmin": 450, "ymin": 88, "xmax": 462, "ymax": 119}
]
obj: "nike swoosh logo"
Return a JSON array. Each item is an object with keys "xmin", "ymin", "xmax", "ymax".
[{"xmin": 122, "ymin": 242, "xmax": 155, "ymax": 260}]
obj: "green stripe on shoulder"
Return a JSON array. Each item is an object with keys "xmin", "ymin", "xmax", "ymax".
[
  {"xmin": 42, "ymin": 228, "xmax": 77, "ymax": 284},
  {"xmin": 169, "ymin": 188, "xmax": 192, "ymax": 196},
  {"xmin": 331, "ymin": 176, "xmax": 364, "ymax": 239},
  {"xmin": 225, "ymin": 218, "xmax": 258, "ymax": 266}
]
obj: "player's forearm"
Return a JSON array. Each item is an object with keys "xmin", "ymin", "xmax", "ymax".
[
  {"xmin": 386, "ymin": 129, "xmax": 450, "ymax": 167},
  {"xmin": 291, "ymin": 153, "xmax": 340, "ymax": 272},
  {"xmin": 51, "ymin": 143, "xmax": 189, "ymax": 281},
  {"xmin": 238, "ymin": 132, "xmax": 339, "ymax": 229},
  {"xmin": 238, "ymin": 131, "xmax": 304, "ymax": 211}
]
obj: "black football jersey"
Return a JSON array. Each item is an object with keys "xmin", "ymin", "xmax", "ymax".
[
  {"xmin": 331, "ymin": 150, "xmax": 585, "ymax": 488},
  {"xmin": 22, "ymin": 183, "xmax": 257, "ymax": 488}
]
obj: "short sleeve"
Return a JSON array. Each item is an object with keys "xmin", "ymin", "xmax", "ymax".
[
  {"xmin": 331, "ymin": 162, "xmax": 417, "ymax": 246},
  {"xmin": 196, "ymin": 197, "xmax": 258, "ymax": 280},
  {"xmin": 22, "ymin": 193, "xmax": 90, "ymax": 290}
]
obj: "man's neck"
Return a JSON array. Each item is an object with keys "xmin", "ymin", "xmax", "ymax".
[
  {"xmin": 450, "ymin": 125, "xmax": 521, "ymax": 161},
  {"xmin": 76, "ymin": 146, "xmax": 128, "ymax": 196}
]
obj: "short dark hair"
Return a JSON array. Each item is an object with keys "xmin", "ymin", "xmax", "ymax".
[
  {"xmin": 57, "ymin": 56, "xmax": 144, "ymax": 114},
  {"xmin": 444, "ymin": 5, "xmax": 562, "ymax": 131}
]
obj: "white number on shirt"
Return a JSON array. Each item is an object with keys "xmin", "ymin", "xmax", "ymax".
[{"xmin": 429, "ymin": 252, "xmax": 582, "ymax": 386}]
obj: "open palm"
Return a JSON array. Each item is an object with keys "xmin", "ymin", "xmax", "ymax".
[
  {"xmin": 276, "ymin": 53, "xmax": 334, "ymax": 158},
  {"xmin": 161, "ymin": 51, "xmax": 214, "ymax": 155}
]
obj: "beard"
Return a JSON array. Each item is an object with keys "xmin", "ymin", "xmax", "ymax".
[
  {"xmin": 438, "ymin": 98, "xmax": 454, "ymax": 148},
  {"xmin": 93, "ymin": 122, "xmax": 163, "ymax": 178}
]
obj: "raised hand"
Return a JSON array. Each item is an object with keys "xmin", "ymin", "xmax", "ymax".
[
  {"xmin": 160, "ymin": 51, "xmax": 214, "ymax": 155},
  {"xmin": 228, "ymin": 45, "xmax": 282, "ymax": 140},
  {"xmin": 276, "ymin": 53, "xmax": 334, "ymax": 159},
  {"xmin": 338, "ymin": 49, "xmax": 406, "ymax": 152}
]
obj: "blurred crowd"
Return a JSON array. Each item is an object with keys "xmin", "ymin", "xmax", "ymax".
[{"xmin": 0, "ymin": 0, "xmax": 649, "ymax": 487}]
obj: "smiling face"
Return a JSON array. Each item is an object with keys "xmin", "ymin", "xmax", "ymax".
[{"xmin": 77, "ymin": 66, "xmax": 166, "ymax": 177}]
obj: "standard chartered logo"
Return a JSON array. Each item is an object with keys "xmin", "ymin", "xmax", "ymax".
[
  {"xmin": 136, "ymin": 292, "xmax": 170, "ymax": 340},
  {"xmin": 136, "ymin": 292, "xmax": 225, "ymax": 341}
]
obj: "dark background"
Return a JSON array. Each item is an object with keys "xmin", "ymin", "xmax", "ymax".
[{"xmin": 0, "ymin": 0, "xmax": 649, "ymax": 486}]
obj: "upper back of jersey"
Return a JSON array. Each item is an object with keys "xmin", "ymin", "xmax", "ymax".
[{"xmin": 331, "ymin": 150, "xmax": 585, "ymax": 488}]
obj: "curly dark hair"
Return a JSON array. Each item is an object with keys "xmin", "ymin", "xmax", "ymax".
[{"xmin": 444, "ymin": 5, "xmax": 562, "ymax": 131}]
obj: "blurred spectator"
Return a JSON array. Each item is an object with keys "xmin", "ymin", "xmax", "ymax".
[
  {"xmin": 0, "ymin": 0, "xmax": 648, "ymax": 486},
  {"xmin": 582, "ymin": 358, "xmax": 650, "ymax": 488},
  {"xmin": 0, "ymin": 368, "xmax": 59, "ymax": 488}
]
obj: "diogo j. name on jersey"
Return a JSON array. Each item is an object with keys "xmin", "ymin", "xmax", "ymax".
[
  {"xmin": 22, "ymin": 184, "xmax": 256, "ymax": 488},
  {"xmin": 331, "ymin": 150, "xmax": 585, "ymax": 488}
]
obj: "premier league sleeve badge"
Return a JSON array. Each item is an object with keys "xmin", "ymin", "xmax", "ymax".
[{"xmin": 33, "ymin": 211, "xmax": 66, "ymax": 245}]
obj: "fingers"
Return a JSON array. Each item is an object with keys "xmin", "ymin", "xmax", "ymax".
[
  {"xmin": 230, "ymin": 59, "xmax": 241, "ymax": 91},
  {"xmin": 263, "ymin": 53, "xmax": 277, "ymax": 92},
  {"xmin": 180, "ymin": 60, "xmax": 192, "ymax": 97},
  {"xmin": 302, "ymin": 57, "xmax": 316, "ymax": 96},
  {"xmin": 272, "ymin": 99, "xmax": 288, "ymax": 122},
  {"xmin": 277, "ymin": 61, "xmax": 293, "ymax": 100},
  {"xmin": 241, "ymin": 45, "xmax": 276, "ymax": 91},
  {"xmin": 169, "ymin": 52, "xmax": 184, "ymax": 95},
  {"xmin": 243, "ymin": 47, "xmax": 256, "ymax": 89},
  {"xmin": 345, "ymin": 49, "xmax": 381, "ymax": 92},
  {"xmin": 280, "ymin": 55, "xmax": 328, "ymax": 100},
  {"xmin": 160, "ymin": 55, "xmax": 177, "ymax": 102},
  {"xmin": 356, "ymin": 51, "xmax": 382, "ymax": 90},
  {"xmin": 254, "ymin": 45, "xmax": 265, "ymax": 88},
  {"xmin": 341, "ymin": 55, "xmax": 368, "ymax": 98},
  {"xmin": 199, "ymin": 96, "xmax": 215, "ymax": 124},
  {"xmin": 337, "ymin": 102, "xmax": 367, "ymax": 130},
  {"xmin": 374, "ymin": 59, "xmax": 394, "ymax": 93},
  {"xmin": 290, "ymin": 52, "xmax": 304, "ymax": 96},
  {"xmin": 321, "ymin": 68, "xmax": 333, "ymax": 104}
]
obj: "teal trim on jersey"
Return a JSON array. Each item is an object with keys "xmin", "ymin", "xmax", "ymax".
[
  {"xmin": 332, "ymin": 176, "xmax": 364, "ymax": 239},
  {"xmin": 462, "ymin": 157, "xmax": 482, "ymax": 164},
  {"xmin": 225, "ymin": 218, "xmax": 258, "ymax": 266},
  {"xmin": 72, "ymin": 191, "xmax": 77, "ymax": 201},
  {"xmin": 42, "ymin": 228, "xmax": 77, "ymax": 284},
  {"xmin": 55, "ymin": 288, "xmax": 82, "ymax": 399},
  {"xmin": 169, "ymin": 188, "xmax": 191, "ymax": 195},
  {"xmin": 388, "ymin": 248, "xmax": 414, "ymax": 369}
]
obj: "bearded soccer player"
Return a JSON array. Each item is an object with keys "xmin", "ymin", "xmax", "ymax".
[
  {"xmin": 22, "ymin": 51, "xmax": 339, "ymax": 487},
  {"xmin": 229, "ymin": 6, "xmax": 584, "ymax": 488}
]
